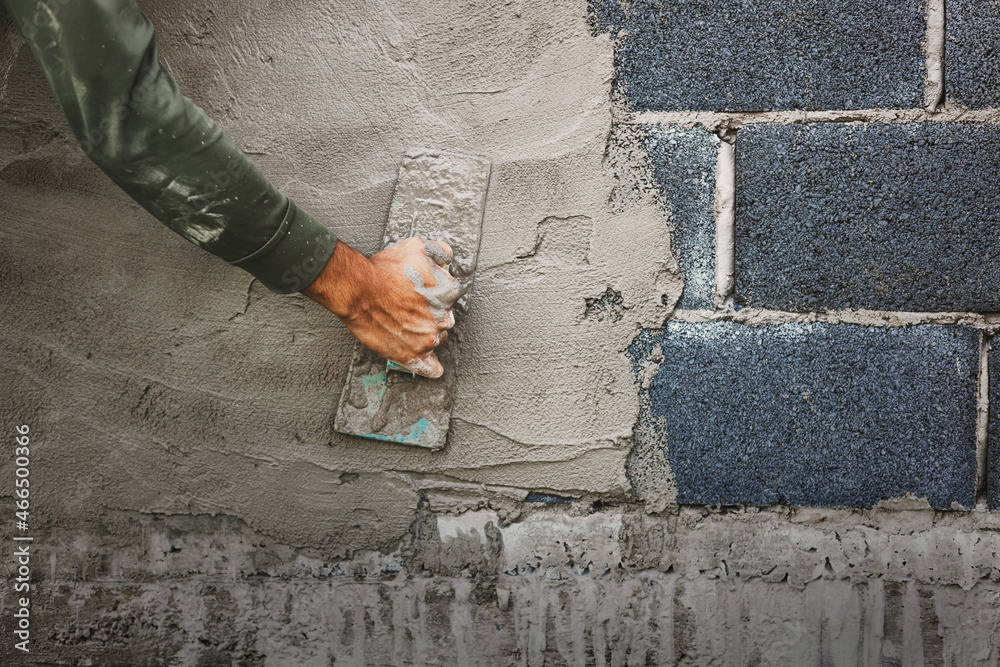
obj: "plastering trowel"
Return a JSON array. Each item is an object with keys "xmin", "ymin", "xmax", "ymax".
[{"xmin": 333, "ymin": 149, "xmax": 491, "ymax": 450}]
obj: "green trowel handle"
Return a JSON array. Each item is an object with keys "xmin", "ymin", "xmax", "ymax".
[{"xmin": 386, "ymin": 360, "xmax": 415, "ymax": 376}]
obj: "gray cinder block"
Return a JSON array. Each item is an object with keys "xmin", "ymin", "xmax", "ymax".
[
  {"xmin": 736, "ymin": 123, "xmax": 1000, "ymax": 312},
  {"xmin": 589, "ymin": 0, "xmax": 924, "ymax": 112},
  {"xmin": 947, "ymin": 0, "xmax": 1000, "ymax": 109},
  {"xmin": 629, "ymin": 322, "xmax": 978, "ymax": 509},
  {"xmin": 987, "ymin": 338, "xmax": 1000, "ymax": 509},
  {"xmin": 642, "ymin": 126, "xmax": 717, "ymax": 310}
]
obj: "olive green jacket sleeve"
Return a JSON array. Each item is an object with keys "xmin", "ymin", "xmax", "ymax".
[{"xmin": 3, "ymin": 0, "xmax": 337, "ymax": 293}]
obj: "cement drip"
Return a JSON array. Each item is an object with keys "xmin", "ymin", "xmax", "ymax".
[
  {"xmin": 713, "ymin": 139, "xmax": 735, "ymax": 305},
  {"xmin": 924, "ymin": 0, "xmax": 946, "ymax": 111}
]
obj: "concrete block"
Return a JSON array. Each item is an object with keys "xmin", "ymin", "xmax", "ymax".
[
  {"xmin": 629, "ymin": 322, "xmax": 978, "ymax": 509},
  {"xmin": 643, "ymin": 126, "xmax": 717, "ymax": 310},
  {"xmin": 947, "ymin": 0, "xmax": 1000, "ymax": 109},
  {"xmin": 736, "ymin": 123, "xmax": 1000, "ymax": 312},
  {"xmin": 589, "ymin": 0, "xmax": 924, "ymax": 112},
  {"xmin": 988, "ymin": 337, "xmax": 1000, "ymax": 509}
]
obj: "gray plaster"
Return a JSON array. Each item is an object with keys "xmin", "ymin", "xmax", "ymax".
[{"xmin": 0, "ymin": 0, "xmax": 674, "ymax": 559}]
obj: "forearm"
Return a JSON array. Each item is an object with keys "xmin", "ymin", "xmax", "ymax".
[{"xmin": 3, "ymin": 0, "xmax": 335, "ymax": 292}]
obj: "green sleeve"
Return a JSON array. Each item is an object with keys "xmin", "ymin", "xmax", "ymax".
[{"xmin": 3, "ymin": 0, "xmax": 337, "ymax": 293}]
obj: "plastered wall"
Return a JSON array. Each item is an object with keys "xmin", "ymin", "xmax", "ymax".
[{"xmin": 2, "ymin": 0, "xmax": 1000, "ymax": 664}]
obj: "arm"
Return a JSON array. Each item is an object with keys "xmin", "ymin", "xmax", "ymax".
[
  {"xmin": 5, "ymin": 0, "xmax": 458, "ymax": 376},
  {"xmin": 3, "ymin": 0, "xmax": 334, "ymax": 292}
]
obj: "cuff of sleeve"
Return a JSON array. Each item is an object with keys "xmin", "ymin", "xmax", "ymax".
[{"xmin": 229, "ymin": 199, "xmax": 338, "ymax": 294}]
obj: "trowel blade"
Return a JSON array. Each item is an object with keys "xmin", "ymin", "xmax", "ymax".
[{"xmin": 333, "ymin": 149, "xmax": 491, "ymax": 449}]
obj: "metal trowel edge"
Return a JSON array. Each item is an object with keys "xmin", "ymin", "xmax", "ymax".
[{"xmin": 333, "ymin": 149, "xmax": 491, "ymax": 449}]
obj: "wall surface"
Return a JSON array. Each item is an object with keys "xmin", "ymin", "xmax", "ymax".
[{"xmin": 1, "ymin": 0, "xmax": 1000, "ymax": 664}]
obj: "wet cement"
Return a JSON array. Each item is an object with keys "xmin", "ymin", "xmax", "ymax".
[{"xmin": 0, "ymin": 0, "xmax": 672, "ymax": 558}]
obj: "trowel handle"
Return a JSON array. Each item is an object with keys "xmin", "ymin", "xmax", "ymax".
[{"xmin": 386, "ymin": 360, "xmax": 416, "ymax": 376}]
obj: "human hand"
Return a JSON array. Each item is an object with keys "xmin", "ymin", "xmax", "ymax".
[{"xmin": 302, "ymin": 238, "xmax": 463, "ymax": 378}]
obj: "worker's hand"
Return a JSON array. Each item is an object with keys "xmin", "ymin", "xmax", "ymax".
[{"xmin": 302, "ymin": 238, "xmax": 463, "ymax": 378}]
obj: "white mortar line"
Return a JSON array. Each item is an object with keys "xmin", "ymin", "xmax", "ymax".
[
  {"xmin": 671, "ymin": 308, "xmax": 1000, "ymax": 330},
  {"xmin": 713, "ymin": 138, "xmax": 736, "ymax": 307},
  {"xmin": 621, "ymin": 107, "xmax": 1000, "ymax": 130},
  {"xmin": 976, "ymin": 333, "xmax": 990, "ymax": 507},
  {"xmin": 924, "ymin": 0, "xmax": 946, "ymax": 111}
]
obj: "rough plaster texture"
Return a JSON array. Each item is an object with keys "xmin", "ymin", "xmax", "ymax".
[
  {"xmin": 588, "ymin": 0, "xmax": 925, "ymax": 112},
  {"xmin": 736, "ymin": 122, "xmax": 1000, "ymax": 312},
  {"xmin": 946, "ymin": 0, "xmax": 1000, "ymax": 109},
  {"xmin": 630, "ymin": 322, "xmax": 979, "ymax": 509},
  {"xmin": 6, "ymin": 507, "xmax": 1000, "ymax": 664},
  {"xmin": 0, "ymin": 0, "xmax": 677, "ymax": 553}
]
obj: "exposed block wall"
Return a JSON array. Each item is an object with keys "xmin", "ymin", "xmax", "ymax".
[
  {"xmin": 735, "ymin": 123, "xmax": 1000, "ymax": 312},
  {"xmin": 989, "ymin": 339, "xmax": 1000, "ymax": 510},
  {"xmin": 589, "ymin": 0, "xmax": 925, "ymax": 112},
  {"xmin": 593, "ymin": 0, "xmax": 1000, "ymax": 510},
  {"xmin": 946, "ymin": 0, "xmax": 1000, "ymax": 109},
  {"xmin": 630, "ymin": 322, "xmax": 978, "ymax": 509},
  {"xmin": 643, "ymin": 126, "xmax": 717, "ymax": 310}
]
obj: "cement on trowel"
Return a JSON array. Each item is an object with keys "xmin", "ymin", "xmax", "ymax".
[{"xmin": 334, "ymin": 149, "xmax": 491, "ymax": 449}]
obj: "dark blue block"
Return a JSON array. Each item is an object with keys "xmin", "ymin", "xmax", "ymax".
[
  {"xmin": 639, "ymin": 126, "xmax": 717, "ymax": 310},
  {"xmin": 736, "ymin": 123, "xmax": 1000, "ymax": 312},
  {"xmin": 629, "ymin": 322, "xmax": 978, "ymax": 509},
  {"xmin": 947, "ymin": 0, "xmax": 1000, "ymax": 109},
  {"xmin": 988, "ymin": 337, "xmax": 1000, "ymax": 509},
  {"xmin": 589, "ymin": 0, "xmax": 924, "ymax": 112}
]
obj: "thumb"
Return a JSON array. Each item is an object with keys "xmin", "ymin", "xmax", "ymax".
[{"xmin": 404, "ymin": 352, "xmax": 444, "ymax": 379}]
